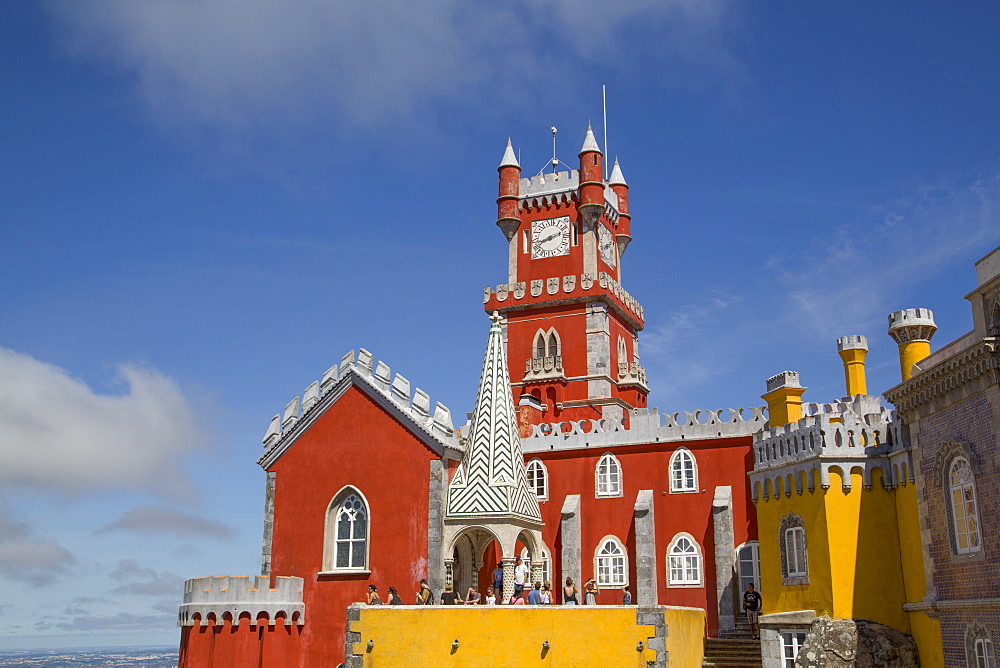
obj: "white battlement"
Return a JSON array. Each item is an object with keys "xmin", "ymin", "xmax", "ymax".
[
  {"xmin": 484, "ymin": 271, "xmax": 643, "ymax": 321},
  {"xmin": 517, "ymin": 170, "xmax": 620, "ymax": 221},
  {"xmin": 750, "ymin": 395, "xmax": 911, "ymax": 497},
  {"xmin": 177, "ymin": 575, "xmax": 304, "ymax": 627},
  {"xmin": 521, "ymin": 405, "xmax": 766, "ymax": 453},
  {"xmin": 262, "ymin": 349, "xmax": 459, "ymax": 454}
]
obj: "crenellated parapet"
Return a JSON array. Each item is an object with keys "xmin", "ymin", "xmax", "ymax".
[
  {"xmin": 749, "ymin": 395, "xmax": 913, "ymax": 500},
  {"xmin": 259, "ymin": 349, "xmax": 461, "ymax": 469},
  {"xmin": 520, "ymin": 405, "xmax": 766, "ymax": 454},
  {"xmin": 484, "ymin": 271, "xmax": 643, "ymax": 328},
  {"xmin": 178, "ymin": 575, "xmax": 304, "ymax": 627},
  {"xmin": 516, "ymin": 170, "xmax": 621, "ymax": 223}
]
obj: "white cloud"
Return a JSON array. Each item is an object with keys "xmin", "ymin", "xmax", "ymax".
[
  {"xmin": 0, "ymin": 347, "xmax": 204, "ymax": 497},
  {"xmin": 0, "ymin": 506, "xmax": 75, "ymax": 587},
  {"xmin": 772, "ymin": 170, "xmax": 1000, "ymax": 339},
  {"xmin": 97, "ymin": 505, "xmax": 237, "ymax": 539},
  {"xmin": 109, "ymin": 559, "xmax": 183, "ymax": 597},
  {"xmin": 44, "ymin": 0, "xmax": 734, "ymax": 130}
]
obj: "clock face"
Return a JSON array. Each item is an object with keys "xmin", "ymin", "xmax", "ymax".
[
  {"xmin": 598, "ymin": 224, "xmax": 617, "ymax": 268},
  {"xmin": 531, "ymin": 216, "xmax": 571, "ymax": 259}
]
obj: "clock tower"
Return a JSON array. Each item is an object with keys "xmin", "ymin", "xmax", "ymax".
[{"xmin": 485, "ymin": 125, "xmax": 648, "ymax": 432}]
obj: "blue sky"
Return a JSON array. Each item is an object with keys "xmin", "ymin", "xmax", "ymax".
[{"xmin": 1, "ymin": 0, "xmax": 998, "ymax": 649}]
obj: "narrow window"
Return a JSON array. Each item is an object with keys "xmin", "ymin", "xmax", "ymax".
[
  {"xmin": 522, "ymin": 229, "xmax": 529, "ymax": 254},
  {"xmin": 949, "ymin": 456, "xmax": 982, "ymax": 554},
  {"xmin": 535, "ymin": 333, "xmax": 546, "ymax": 359},
  {"xmin": 548, "ymin": 333, "xmax": 559, "ymax": 357},
  {"xmin": 596, "ymin": 453, "xmax": 622, "ymax": 498},
  {"xmin": 526, "ymin": 459, "xmax": 548, "ymax": 501},
  {"xmin": 975, "ymin": 638, "xmax": 996, "ymax": 668},
  {"xmin": 785, "ymin": 527, "xmax": 806, "ymax": 577},
  {"xmin": 781, "ymin": 632, "xmax": 807, "ymax": 668}
]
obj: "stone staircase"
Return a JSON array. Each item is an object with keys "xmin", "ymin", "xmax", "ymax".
[{"xmin": 703, "ymin": 619, "xmax": 761, "ymax": 667}]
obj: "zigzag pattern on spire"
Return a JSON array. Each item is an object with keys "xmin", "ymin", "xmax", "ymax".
[{"xmin": 446, "ymin": 313, "xmax": 542, "ymax": 522}]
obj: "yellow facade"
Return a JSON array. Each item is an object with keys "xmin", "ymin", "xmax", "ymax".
[{"xmin": 347, "ymin": 606, "xmax": 706, "ymax": 667}]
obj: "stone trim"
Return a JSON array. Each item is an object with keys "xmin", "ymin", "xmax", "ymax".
[
  {"xmin": 712, "ymin": 486, "xmax": 735, "ymax": 633},
  {"xmin": 560, "ymin": 494, "xmax": 581, "ymax": 598},
  {"xmin": 427, "ymin": 459, "xmax": 447, "ymax": 597},
  {"xmin": 778, "ymin": 513, "xmax": 809, "ymax": 586},
  {"xmin": 903, "ymin": 597, "xmax": 1000, "ymax": 613},
  {"xmin": 931, "ymin": 438, "xmax": 982, "ymax": 486},
  {"xmin": 633, "ymin": 490, "xmax": 658, "ymax": 606},
  {"xmin": 178, "ymin": 575, "xmax": 304, "ymax": 627},
  {"xmin": 965, "ymin": 619, "xmax": 997, "ymax": 668},
  {"xmin": 885, "ymin": 339, "xmax": 1000, "ymax": 419},
  {"xmin": 260, "ymin": 470, "xmax": 276, "ymax": 577}
]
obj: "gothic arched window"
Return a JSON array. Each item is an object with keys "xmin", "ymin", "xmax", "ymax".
[
  {"xmin": 949, "ymin": 456, "xmax": 982, "ymax": 555},
  {"xmin": 535, "ymin": 332, "xmax": 547, "ymax": 359},
  {"xmin": 596, "ymin": 453, "xmax": 622, "ymax": 498},
  {"xmin": 323, "ymin": 489, "xmax": 369, "ymax": 572},
  {"xmin": 548, "ymin": 333, "xmax": 559, "ymax": 357},
  {"xmin": 669, "ymin": 448, "xmax": 698, "ymax": 493},
  {"xmin": 667, "ymin": 533, "xmax": 702, "ymax": 586},
  {"xmin": 967, "ymin": 621, "xmax": 997, "ymax": 668},
  {"xmin": 594, "ymin": 536, "xmax": 627, "ymax": 587},
  {"xmin": 526, "ymin": 459, "xmax": 548, "ymax": 501}
]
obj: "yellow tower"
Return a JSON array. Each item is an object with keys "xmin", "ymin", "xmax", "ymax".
[
  {"xmin": 887, "ymin": 309, "xmax": 936, "ymax": 381},
  {"xmin": 761, "ymin": 371, "xmax": 807, "ymax": 427},
  {"xmin": 837, "ymin": 335, "xmax": 868, "ymax": 396}
]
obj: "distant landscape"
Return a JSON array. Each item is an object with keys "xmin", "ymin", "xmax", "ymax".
[{"xmin": 0, "ymin": 647, "xmax": 177, "ymax": 668}]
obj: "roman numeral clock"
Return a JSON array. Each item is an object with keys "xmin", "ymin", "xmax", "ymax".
[{"xmin": 531, "ymin": 216, "xmax": 571, "ymax": 259}]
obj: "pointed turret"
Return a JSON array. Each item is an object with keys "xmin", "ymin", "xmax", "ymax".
[
  {"xmin": 578, "ymin": 122, "xmax": 604, "ymax": 227},
  {"xmin": 609, "ymin": 157, "xmax": 632, "ymax": 258},
  {"xmin": 446, "ymin": 312, "xmax": 542, "ymax": 523},
  {"xmin": 496, "ymin": 138, "xmax": 522, "ymax": 242}
]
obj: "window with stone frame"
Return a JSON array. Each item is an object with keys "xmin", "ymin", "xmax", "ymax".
[
  {"xmin": 322, "ymin": 489, "xmax": 369, "ymax": 572},
  {"xmin": 534, "ymin": 332, "xmax": 547, "ymax": 359},
  {"xmin": 667, "ymin": 533, "xmax": 702, "ymax": 586},
  {"xmin": 967, "ymin": 621, "xmax": 997, "ymax": 668},
  {"xmin": 594, "ymin": 536, "xmax": 628, "ymax": 587},
  {"xmin": 595, "ymin": 453, "xmax": 623, "ymax": 498},
  {"xmin": 781, "ymin": 631, "xmax": 807, "ymax": 668},
  {"xmin": 669, "ymin": 447, "xmax": 698, "ymax": 493},
  {"xmin": 778, "ymin": 513, "xmax": 808, "ymax": 585},
  {"xmin": 526, "ymin": 458, "xmax": 548, "ymax": 501},
  {"xmin": 948, "ymin": 456, "xmax": 982, "ymax": 555}
]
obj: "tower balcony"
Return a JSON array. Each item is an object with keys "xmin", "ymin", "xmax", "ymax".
[
  {"xmin": 618, "ymin": 361, "xmax": 648, "ymax": 389},
  {"xmin": 523, "ymin": 355, "xmax": 565, "ymax": 382}
]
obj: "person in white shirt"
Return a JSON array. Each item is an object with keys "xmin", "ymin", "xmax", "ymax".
[{"xmin": 514, "ymin": 557, "xmax": 529, "ymax": 598}]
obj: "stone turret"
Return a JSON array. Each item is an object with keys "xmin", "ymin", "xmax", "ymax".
[
  {"xmin": 608, "ymin": 158, "xmax": 631, "ymax": 258},
  {"xmin": 577, "ymin": 122, "xmax": 604, "ymax": 228},
  {"xmin": 837, "ymin": 335, "xmax": 869, "ymax": 397},
  {"xmin": 496, "ymin": 138, "xmax": 522, "ymax": 242},
  {"xmin": 762, "ymin": 371, "xmax": 807, "ymax": 428},
  {"xmin": 887, "ymin": 308, "xmax": 936, "ymax": 381}
]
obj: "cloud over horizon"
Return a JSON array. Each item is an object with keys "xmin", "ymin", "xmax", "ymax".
[
  {"xmin": 97, "ymin": 505, "xmax": 237, "ymax": 540},
  {"xmin": 0, "ymin": 506, "xmax": 75, "ymax": 587},
  {"xmin": 0, "ymin": 347, "xmax": 205, "ymax": 498}
]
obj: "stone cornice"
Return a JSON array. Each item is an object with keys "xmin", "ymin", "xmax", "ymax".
[
  {"xmin": 884, "ymin": 338, "xmax": 1000, "ymax": 419},
  {"xmin": 903, "ymin": 597, "xmax": 1000, "ymax": 614}
]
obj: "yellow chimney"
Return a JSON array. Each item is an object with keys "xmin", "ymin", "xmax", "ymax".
[
  {"xmin": 762, "ymin": 371, "xmax": 807, "ymax": 427},
  {"xmin": 837, "ymin": 335, "xmax": 869, "ymax": 396},
  {"xmin": 887, "ymin": 309, "xmax": 937, "ymax": 381}
]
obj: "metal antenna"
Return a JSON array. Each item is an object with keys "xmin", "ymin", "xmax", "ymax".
[
  {"xmin": 602, "ymin": 85, "xmax": 608, "ymax": 181},
  {"xmin": 551, "ymin": 126, "xmax": 558, "ymax": 173}
]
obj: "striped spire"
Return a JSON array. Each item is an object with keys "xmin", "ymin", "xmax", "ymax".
[{"xmin": 446, "ymin": 312, "xmax": 542, "ymax": 522}]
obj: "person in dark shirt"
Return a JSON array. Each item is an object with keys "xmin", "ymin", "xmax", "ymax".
[
  {"xmin": 491, "ymin": 562, "xmax": 504, "ymax": 600},
  {"xmin": 742, "ymin": 583, "xmax": 762, "ymax": 639},
  {"xmin": 440, "ymin": 584, "xmax": 462, "ymax": 605},
  {"xmin": 416, "ymin": 579, "xmax": 433, "ymax": 605},
  {"xmin": 387, "ymin": 586, "xmax": 403, "ymax": 605},
  {"xmin": 622, "ymin": 585, "xmax": 632, "ymax": 605}
]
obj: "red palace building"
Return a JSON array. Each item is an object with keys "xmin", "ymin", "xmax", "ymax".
[{"xmin": 176, "ymin": 126, "xmax": 764, "ymax": 666}]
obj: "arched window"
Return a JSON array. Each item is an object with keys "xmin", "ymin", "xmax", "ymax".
[
  {"xmin": 667, "ymin": 533, "xmax": 702, "ymax": 586},
  {"xmin": 548, "ymin": 333, "xmax": 559, "ymax": 357},
  {"xmin": 323, "ymin": 488, "xmax": 369, "ymax": 572},
  {"xmin": 595, "ymin": 453, "xmax": 622, "ymax": 498},
  {"xmin": 520, "ymin": 545, "xmax": 551, "ymax": 587},
  {"xmin": 779, "ymin": 513, "xmax": 808, "ymax": 585},
  {"xmin": 535, "ymin": 332, "xmax": 546, "ymax": 359},
  {"xmin": 594, "ymin": 537, "xmax": 627, "ymax": 587},
  {"xmin": 949, "ymin": 456, "xmax": 982, "ymax": 554},
  {"xmin": 617, "ymin": 336, "xmax": 628, "ymax": 365},
  {"xmin": 669, "ymin": 448, "xmax": 698, "ymax": 493},
  {"xmin": 526, "ymin": 459, "xmax": 548, "ymax": 501},
  {"xmin": 967, "ymin": 621, "xmax": 997, "ymax": 668}
]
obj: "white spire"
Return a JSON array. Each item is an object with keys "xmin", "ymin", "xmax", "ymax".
[
  {"xmin": 445, "ymin": 312, "xmax": 542, "ymax": 522},
  {"xmin": 499, "ymin": 137, "xmax": 520, "ymax": 169},
  {"xmin": 608, "ymin": 158, "xmax": 627, "ymax": 186},
  {"xmin": 579, "ymin": 121, "xmax": 602, "ymax": 154}
]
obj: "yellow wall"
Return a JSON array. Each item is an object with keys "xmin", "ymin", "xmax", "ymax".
[
  {"xmin": 348, "ymin": 606, "xmax": 705, "ymax": 667},
  {"xmin": 894, "ymin": 478, "xmax": 944, "ymax": 667},
  {"xmin": 756, "ymin": 470, "xmax": 833, "ymax": 616}
]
